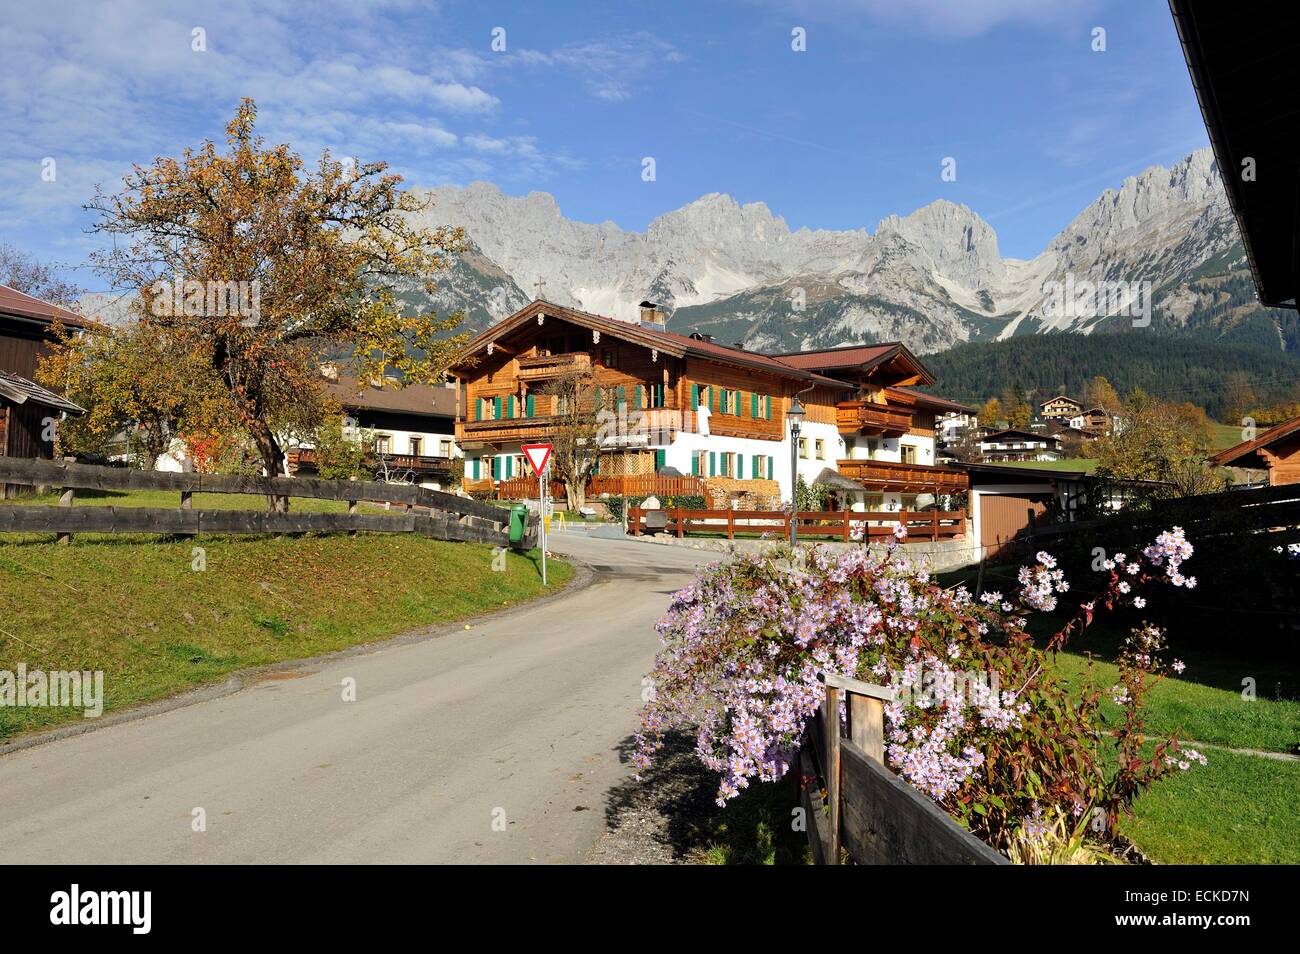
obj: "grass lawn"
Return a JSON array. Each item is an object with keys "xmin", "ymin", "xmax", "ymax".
[
  {"xmin": 941, "ymin": 561, "xmax": 1300, "ymax": 863},
  {"xmin": 993, "ymin": 458, "xmax": 1098, "ymax": 473},
  {"xmin": 1210, "ymin": 422, "xmax": 1246, "ymax": 450},
  {"xmin": 0, "ymin": 531, "xmax": 570, "ymax": 740}
]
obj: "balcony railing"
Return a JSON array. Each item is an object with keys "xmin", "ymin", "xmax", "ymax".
[
  {"xmin": 836, "ymin": 458, "xmax": 968, "ymax": 493},
  {"xmin": 290, "ymin": 448, "xmax": 454, "ymax": 476},
  {"xmin": 516, "ymin": 352, "xmax": 592, "ymax": 382},
  {"xmin": 836, "ymin": 401, "xmax": 912, "ymax": 437}
]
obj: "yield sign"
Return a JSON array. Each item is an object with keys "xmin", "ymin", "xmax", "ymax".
[{"xmin": 521, "ymin": 443, "xmax": 553, "ymax": 478}]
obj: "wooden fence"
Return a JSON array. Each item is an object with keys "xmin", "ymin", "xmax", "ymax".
[
  {"xmin": 0, "ymin": 457, "xmax": 533, "ymax": 547},
  {"xmin": 801, "ymin": 673, "xmax": 1008, "ymax": 865},
  {"xmin": 492, "ymin": 472, "xmax": 708, "ymax": 502},
  {"xmin": 628, "ymin": 507, "xmax": 966, "ymax": 542}
]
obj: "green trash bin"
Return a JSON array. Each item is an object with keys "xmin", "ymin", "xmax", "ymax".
[{"xmin": 508, "ymin": 503, "xmax": 529, "ymax": 548}]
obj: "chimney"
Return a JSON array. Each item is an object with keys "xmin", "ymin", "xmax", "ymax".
[{"xmin": 639, "ymin": 300, "xmax": 665, "ymax": 330}]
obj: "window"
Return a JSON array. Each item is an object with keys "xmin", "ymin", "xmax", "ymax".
[
  {"xmin": 900, "ymin": 444, "xmax": 917, "ymax": 464},
  {"xmin": 602, "ymin": 349, "xmax": 617, "ymax": 369},
  {"xmin": 409, "ymin": 436, "xmax": 423, "ymax": 456},
  {"xmin": 440, "ymin": 441, "xmax": 452, "ymax": 458},
  {"xmin": 375, "ymin": 434, "xmax": 392, "ymax": 455},
  {"xmin": 650, "ymin": 383, "xmax": 667, "ymax": 408},
  {"xmin": 799, "ymin": 437, "xmax": 809, "ymax": 458},
  {"xmin": 814, "ymin": 439, "xmax": 825, "ymax": 460},
  {"xmin": 720, "ymin": 452, "xmax": 735, "ymax": 477},
  {"xmin": 691, "ymin": 450, "xmax": 707, "ymax": 476}
]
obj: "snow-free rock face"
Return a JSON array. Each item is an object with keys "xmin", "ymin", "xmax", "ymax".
[{"xmin": 410, "ymin": 148, "xmax": 1256, "ymax": 352}]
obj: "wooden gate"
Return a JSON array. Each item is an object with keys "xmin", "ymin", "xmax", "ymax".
[{"xmin": 979, "ymin": 492, "xmax": 1052, "ymax": 559}]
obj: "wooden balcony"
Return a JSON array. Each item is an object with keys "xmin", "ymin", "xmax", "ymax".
[
  {"xmin": 516, "ymin": 351, "xmax": 591, "ymax": 382},
  {"xmin": 458, "ymin": 415, "xmax": 558, "ymax": 445},
  {"xmin": 290, "ymin": 449, "xmax": 454, "ymax": 477},
  {"xmin": 836, "ymin": 458, "xmax": 968, "ymax": 493},
  {"xmin": 836, "ymin": 401, "xmax": 912, "ymax": 437}
]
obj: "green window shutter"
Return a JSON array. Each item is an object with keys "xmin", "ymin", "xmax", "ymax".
[
  {"xmin": 507, "ymin": 456, "xmax": 513, "ymax": 478},
  {"xmin": 616, "ymin": 385, "xmax": 626, "ymax": 409},
  {"xmin": 655, "ymin": 448, "xmax": 666, "ymax": 471},
  {"xmin": 506, "ymin": 396, "xmax": 515, "ymax": 419},
  {"xmin": 474, "ymin": 399, "xmax": 481, "ymax": 421},
  {"xmin": 690, "ymin": 384, "xmax": 699, "ymax": 410},
  {"xmin": 633, "ymin": 385, "xmax": 642, "ymax": 410},
  {"xmin": 765, "ymin": 396, "xmax": 771, "ymax": 420},
  {"xmin": 751, "ymin": 393, "xmax": 758, "ymax": 417},
  {"xmin": 472, "ymin": 459, "xmax": 480, "ymax": 479},
  {"xmin": 592, "ymin": 455, "xmax": 599, "ymax": 474},
  {"xmin": 491, "ymin": 456, "xmax": 499, "ymax": 479},
  {"xmin": 736, "ymin": 454, "xmax": 743, "ymax": 477},
  {"xmin": 594, "ymin": 388, "xmax": 603, "ymax": 412},
  {"xmin": 526, "ymin": 394, "xmax": 535, "ymax": 417},
  {"xmin": 691, "ymin": 452, "xmax": 700, "ymax": 476},
  {"xmin": 766, "ymin": 456, "xmax": 773, "ymax": 479},
  {"xmin": 709, "ymin": 452, "xmax": 716, "ymax": 476},
  {"xmin": 494, "ymin": 396, "xmax": 502, "ymax": 419}
]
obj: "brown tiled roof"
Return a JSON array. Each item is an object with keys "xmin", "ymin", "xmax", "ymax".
[
  {"xmin": 1210, "ymin": 414, "xmax": 1300, "ymax": 467},
  {"xmin": 456, "ymin": 300, "xmax": 855, "ymax": 388},
  {"xmin": 888, "ymin": 387, "xmax": 976, "ymax": 413},
  {"xmin": 0, "ymin": 283, "xmax": 88, "ymax": 328},
  {"xmin": 321, "ymin": 375, "xmax": 457, "ymax": 417},
  {"xmin": 772, "ymin": 344, "xmax": 901, "ymax": 370},
  {"xmin": 0, "ymin": 371, "xmax": 85, "ymax": 414}
]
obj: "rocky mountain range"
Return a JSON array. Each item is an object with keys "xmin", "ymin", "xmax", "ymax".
[{"xmin": 406, "ymin": 147, "xmax": 1299, "ymax": 355}]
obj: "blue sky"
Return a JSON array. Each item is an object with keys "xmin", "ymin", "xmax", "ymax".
[{"xmin": 1, "ymin": 0, "xmax": 1210, "ymax": 292}]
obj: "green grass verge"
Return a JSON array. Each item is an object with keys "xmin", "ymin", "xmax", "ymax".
[{"xmin": 0, "ymin": 535, "xmax": 570, "ymax": 739}]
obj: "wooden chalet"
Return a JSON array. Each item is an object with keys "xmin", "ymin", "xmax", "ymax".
[
  {"xmin": 0, "ymin": 284, "xmax": 87, "ymax": 495},
  {"xmin": 1211, "ymin": 415, "xmax": 1300, "ymax": 485},
  {"xmin": 450, "ymin": 300, "xmax": 969, "ymax": 507}
]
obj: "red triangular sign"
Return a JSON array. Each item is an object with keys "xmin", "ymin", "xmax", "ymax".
[{"xmin": 521, "ymin": 443, "xmax": 552, "ymax": 478}]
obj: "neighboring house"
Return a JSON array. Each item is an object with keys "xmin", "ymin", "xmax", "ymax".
[
  {"xmin": 0, "ymin": 285, "xmax": 87, "ymax": 494},
  {"xmin": 1210, "ymin": 415, "xmax": 1300, "ymax": 485},
  {"xmin": 1068, "ymin": 407, "xmax": 1114, "ymax": 439},
  {"xmin": 936, "ymin": 405, "xmax": 980, "ymax": 445},
  {"xmin": 449, "ymin": 299, "xmax": 969, "ymax": 509},
  {"xmin": 979, "ymin": 429, "xmax": 1063, "ymax": 462},
  {"xmin": 291, "ymin": 371, "xmax": 460, "ymax": 489},
  {"xmin": 1040, "ymin": 395, "xmax": 1083, "ymax": 422}
]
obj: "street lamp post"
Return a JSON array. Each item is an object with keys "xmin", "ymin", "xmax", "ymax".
[{"xmin": 787, "ymin": 395, "xmax": 805, "ymax": 547}]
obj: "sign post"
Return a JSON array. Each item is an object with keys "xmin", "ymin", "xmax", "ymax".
[{"xmin": 522, "ymin": 443, "xmax": 553, "ymax": 586}]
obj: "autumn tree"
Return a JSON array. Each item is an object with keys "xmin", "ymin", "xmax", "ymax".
[
  {"xmin": 0, "ymin": 244, "xmax": 84, "ymax": 308},
  {"xmin": 1093, "ymin": 390, "xmax": 1226, "ymax": 497},
  {"xmin": 1083, "ymin": 375, "xmax": 1121, "ymax": 414},
  {"xmin": 1000, "ymin": 384, "xmax": 1032, "ymax": 429},
  {"xmin": 1223, "ymin": 371, "xmax": 1258, "ymax": 424},
  {"xmin": 542, "ymin": 367, "xmax": 602, "ymax": 510},
  {"xmin": 977, "ymin": 397, "xmax": 1001, "ymax": 428},
  {"xmin": 38, "ymin": 319, "xmax": 225, "ymax": 468},
  {"xmin": 87, "ymin": 99, "xmax": 468, "ymax": 504}
]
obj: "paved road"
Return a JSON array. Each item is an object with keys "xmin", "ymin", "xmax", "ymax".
[{"xmin": 0, "ymin": 533, "xmax": 714, "ymax": 864}]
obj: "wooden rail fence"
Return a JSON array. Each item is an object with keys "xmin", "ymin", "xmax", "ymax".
[
  {"xmin": 0, "ymin": 457, "xmax": 533, "ymax": 547},
  {"xmin": 492, "ymin": 473, "xmax": 708, "ymax": 501},
  {"xmin": 628, "ymin": 507, "xmax": 966, "ymax": 541},
  {"xmin": 802, "ymin": 673, "xmax": 1008, "ymax": 865}
]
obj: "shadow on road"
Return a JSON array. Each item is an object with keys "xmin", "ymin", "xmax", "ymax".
[{"xmin": 588, "ymin": 731, "xmax": 807, "ymax": 865}]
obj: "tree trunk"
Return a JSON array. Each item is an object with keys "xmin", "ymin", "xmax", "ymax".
[{"xmin": 249, "ymin": 422, "xmax": 287, "ymax": 512}]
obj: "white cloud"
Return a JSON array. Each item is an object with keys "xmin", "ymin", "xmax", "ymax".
[{"xmin": 778, "ymin": 0, "xmax": 1099, "ymax": 37}]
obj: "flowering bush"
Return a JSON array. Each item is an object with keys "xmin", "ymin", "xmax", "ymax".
[{"xmin": 633, "ymin": 527, "xmax": 1201, "ymax": 851}]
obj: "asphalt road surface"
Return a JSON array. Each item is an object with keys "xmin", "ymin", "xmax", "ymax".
[{"xmin": 0, "ymin": 533, "xmax": 715, "ymax": 864}]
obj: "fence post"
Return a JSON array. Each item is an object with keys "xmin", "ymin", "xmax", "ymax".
[
  {"xmin": 849, "ymin": 693, "xmax": 885, "ymax": 766},
  {"xmin": 676, "ymin": 507, "xmax": 683, "ymax": 538},
  {"xmin": 727, "ymin": 508, "xmax": 734, "ymax": 540},
  {"xmin": 843, "ymin": 510, "xmax": 850, "ymax": 542},
  {"xmin": 348, "ymin": 499, "xmax": 358, "ymax": 538},
  {"xmin": 931, "ymin": 509, "xmax": 939, "ymax": 542},
  {"xmin": 823, "ymin": 683, "xmax": 842, "ymax": 865},
  {"xmin": 57, "ymin": 486, "xmax": 74, "ymax": 545},
  {"xmin": 180, "ymin": 490, "xmax": 194, "ymax": 539},
  {"xmin": 630, "ymin": 507, "xmax": 640, "ymax": 536}
]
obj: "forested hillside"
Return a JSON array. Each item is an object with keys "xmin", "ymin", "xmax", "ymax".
[{"xmin": 923, "ymin": 332, "xmax": 1300, "ymax": 420}]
